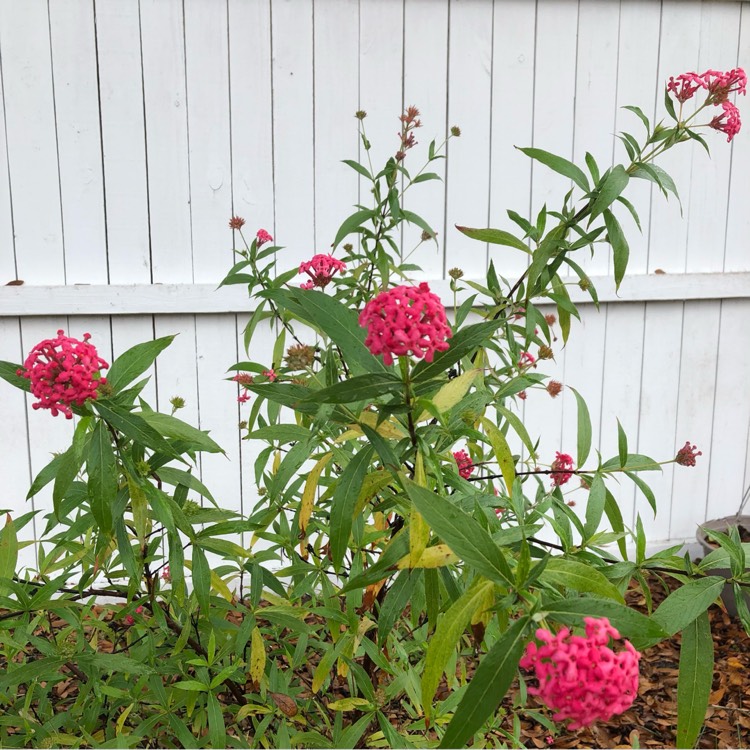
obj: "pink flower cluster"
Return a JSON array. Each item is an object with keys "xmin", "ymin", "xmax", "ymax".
[
  {"xmin": 675, "ymin": 441, "xmax": 702, "ymax": 467},
  {"xmin": 667, "ymin": 67, "xmax": 746, "ymax": 141},
  {"xmin": 299, "ymin": 254, "xmax": 346, "ymax": 290},
  {"xmin": 550, "ymin": 452, "xmax": 574, "ymax": 487},
  {"xmin": 124, "ymin": 605, "xmax": 144, "ymax": 627},
  {"xmin": 256, "ymin": 229, "xmax": 273, "ymax": 247},
  {"xmin": 518, "ymin": 351, "xmax": 536, "ymax": 368},
  {"xmin": 520, "ymin": 617, "xmax": 641, "ymax": 730},
  {"xmin": 17, "ymin": 330, "xmax": 109, "ymax": 419},
  {"xmin": 358, "ymin": 282, "xmax": 452, "ymax": 367},
  {"xmin": 453, "ymin": 449, "xmax": 474, "ymax": 479}
]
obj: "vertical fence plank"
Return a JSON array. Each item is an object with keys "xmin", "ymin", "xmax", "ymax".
[
  {"xmin": 313, "ymin": 0, "xmax": 359, "ymax": 252},
  {"xmin": 685, "ymin": 1, "xmax": 742, "ymax": 274},
  {"xmin": 140, "ymin": 0, "xmax": 193, "ymax": 283},
  {"xmin": 0, "ymin": 318, "xmax": 34, "ymax": 570},
  {"xmin": 724, "ymin": 4, "xmax": 750, "ymax": 273},
  {"xmin": 444, "ymin": 0, "xmax": 494, "ymax": 280},
  {"xmin": 227, "ymin": 0, "xmax": 275, "ymax": 237},
  {"xmin": 184, "ymin": 0, "xmax": 232, "ymax": 285},
  {"xmin": 271, "ymin": 0, "xmax": 314, "ymax": 268},
  {"xmin": 488, "ymin": 0, "xmax": 535, "ymax": 283},
  {"xmin": 402, "ymin": 0, "xmax": 448, "ymax": 279},
  {"xmin": 0, "ymin": 46, "xmax": 16, "ymax": 283},
  {"xmin": 635, "ymin": 302, "xmax": 682, "ymax": 540},
  {"xmin": 0, "ymin": 0, "xmax": 65, "ymax": 283},
  {"xmin": 94, "ymin": 0, "xmax": 152, "ymax": 284},
  {"xmin": 671, "ymin": 300, "xmax": 721, "ymax": 540},
  {"xmin": 48, "ymin": 0, "xmax": 108, "ymax": 285},
  {"xmin": 706, "ymin": 299, "xmax": 750, "ymax": 520},
  {"xmin": 571, "ymin": 0, "xmax": 620, "ymax": 279},
  {"xmin": 614, "ymin": 0, "xmax": 661, "ymax": 276}
]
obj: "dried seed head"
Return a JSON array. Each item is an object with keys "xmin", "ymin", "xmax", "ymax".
[
  {"xmin": 450, "ymin": 125, "xmax": 462, "ymax": 137},
  {"xmin": 448, "ymin": 267, "xmax": 464, "ymax": 280}
]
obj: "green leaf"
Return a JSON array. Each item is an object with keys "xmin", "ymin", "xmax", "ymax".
[
  {"xmin": 248, "ymin": 425, "xmax": 315, "ymax": 443},
  {"xmin": 569, "ymin": 387, "xmax": 591, "ymax": 467},
  {"xmin": 603, "ymin": 208, "xmax": 629, "ymax": 290},
  {"xmin": 26, "ymin": 453, "xmax": 65, "ymax": 499},
  {"xmin": 0, "ymin": 514, "xmax": 18, "ymax": 583},
  {"xmin": 306, "ymin": 373, "xmax": 404, "ymax": 404},
  {"xmin": 86, "ymin": 422, "xmax": 117, "ymax": 536},
  {"xmin": 411, "ymin": 321, "xmax": 503, "ymax": 383},
  {"xmin": 651, "ymin": 577, "xmax": 725, "ymax": 637},
  {"xmin": 378, "ymin": 569, "xmax": 418, "ymax": 645},
  {"xmin": 604, "ymin": 489, "xmax": 628, "ymax": 559},
  {"xmin": 0, "ymin": 360, "xmax": 31, "ymax": 393},
  {"xmin": 516, "ymin": 147, "xmax": 589, "ymax": 193},
  {"xmin": 677, "ymin": 610, "xmax": 713, "ymax": 749},
  {"xmin": 172, "ymin": 680, "xmax": 209, "ymax": 692},
  {"xmin": 422, "ymin": 578, "xmax": 495, "ymax": 719},
  {"xmin": 589, "ymin": 165, "xmax": 629, "ymax": 221},
  {"xmin": 207, "ymin": 692, "xmax": 226, "ymax": 749},
  {"xmin": 583, "ymin": 474, "xmax": 606, "ymax": 541},
  {"xmin": 263, "ymin": 288, "xmax": 386, "ymax": 376},
  {"xmin": 95, "ymin": 402, "xmax": 181, "ymax": 460},
  {"xmin": 107, "ymin": 336, "xmax": 175, "ymax": 393},
  {"xmin": 192, "ymin": 545, "xmax": 211, "ymax": 611},
  {"xmin": 333, "ymin": 208, "xmax": 377, "ymax": 249},
  {"xmin": 138, "ymin": 411, "xmax": 223, "ymax": 454},
  {"xmin": 601, "ymin": 454, "xmax": 661, "ymax": 472},
  {"xmin": 405, "ymin": 481, "xmax": 513, "ymax": 586},
  {"xmin": 455, "ymin": 226, "xmax": 530, "ymax": 253},
  {"xmin": 156, "ymin": 466, "xmax": 216, "ymax": 505},
  {"xmin": 623, "ymin": 104, "xmax": 650, "ymax": 131},
  {"xmin": 339, "ymin": 531, "xmax": 409, "ymax": 592},
  {"xmin": 543, "ymin": 597, "xmax": 668, "ymax": 648},
  {"xmin": 341, "ymin": 159, "xmax": 373, "ymax": 180},
  {"xmin": 53, "ymin": 445, "xmax": 84, "ymax": 518},
  {"xmin": 616, "ymin": 419, "xmax": 628, "ymax": 468},
  {"xmin": 540, "ymin": 558, "xmax": 624, "ymax": 603},
  {"xmin": 439, "ymin": 617, "xmax": 530, "ymax": 748},
  {"xmin": 330, "ymin": 446, "xmax": 374, "ymax": 571},
  {"xmin": 0, "ymin": 657, "xmax": 66, "ymax": 689}
]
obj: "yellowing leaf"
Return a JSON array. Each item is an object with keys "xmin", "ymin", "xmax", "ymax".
[
  {"xmin": 410, "ymin": 452, "xmax": 429, "ymax": 566},
  {"xmin": 272, "ymin": 449, "xmax": 281, "ymax": 474},
  {"xmin": 397, "ymin": 544, "xmax": 458, "ymax": 569},
  {"xmin": 335, "ymin": 411, "xmax": 408, "ymax": 443},
  {"xmin": 417, "ymin": 369, "xmax": 482, "ymax": 421},
  {"xmin": 299, "ymin": 452, "xmax": 332, "ymax": 535},
  {"xmin": 353, "ymin": 470, "xmax": 393, "ymax": 516},
  {"xmin": 327, "ymin": 697, "xmax": 373, "ymax": 712},
  {"xmin": 480, "ymin": 417, "xmax": 516, "ymax": 494},
  {"xmin": 250, "ymin": 627, "xmax": 266, "ymax": 686}
]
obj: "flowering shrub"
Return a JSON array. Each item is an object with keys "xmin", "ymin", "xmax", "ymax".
[{"xmin": 0, "ymin": 66, "xmax": 747, "ymax": 748}]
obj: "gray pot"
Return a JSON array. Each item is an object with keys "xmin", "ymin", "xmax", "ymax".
[{"xmin": 696, "ymin": 515, "xmax": 750, "ymax": 618}]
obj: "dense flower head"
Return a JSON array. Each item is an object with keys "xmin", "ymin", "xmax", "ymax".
[
  {"xmin": 298, "ymin": 254, "xmax": 346, "ymax": 290},
  {"xmin": 285, "ymin": 344, "xmax": 315, "ymax": 370},
  {"xmin": 228, "ymin": 216, "xmax": 246, "ymax": 230},
  {"xmin": 710, "ymin": 100, "xmax": 742, "ymax": 142},
  {"xmin": 232, "ymin": 373, "xmax": 254, "ymax": 385},
  {"xmin": 520, "ymin": 617, "xmax": 641, "ymax": 730},
  {"xmin": 256, "ymin": 229, "xmax": 273, "ymax": 247},
  {"xmin": 358, "ymin": 282, "xmax": 452, "ymax": 366},
  {"xmin": 518, "ymin": 351, "xmax": 536, "ymax": 368},
  {"xmin": 17, "ymin": 330, "xmax": 109, "ymax": 419},
  {"xmin": 453, "ymin": 449, "xmax": 474, "ymax": 479},
  {"xmin": 675, "ymin": 441, "xmax": 702, "ymax": 467},
  {"xmin": 666, "ymin": 71, "xmax": 706, "ymax": 103},
  {"xmin": 550, "ymin": 452, "xmax": 574, "ymax": 486}
]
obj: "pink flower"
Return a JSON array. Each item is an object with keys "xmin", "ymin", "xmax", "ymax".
[
  {"xmin": 262, "ymin": 369, "xmax": 277, "ymax": 382},
  {"xmin": 232, "ymin": 373, "xmax": 254, "ymax": 385},
  {"xmin": 702, "ymin": 67, "xmax": 747, "ymax": 103},
  {"xmin": 358, "ymin": 282, "xmax": 452, "ymax": 366},
  {"xmin": 124, "ymin": 615, "xmax": 135, "ymax": 626},
  {"xmin": 17, "ymin": 330, "xmax": 109, "ymax": 419},
  {"xmin": 161, "ymin": 566, "xmax": 171, "ymax": 582},
  {"xmin": 520, "ymin": 617, "xmax": 641, "ymax": 730},
  {"xmin": 550, "ymin": 452, "xmax": 574, "ymax": 486},
  {"xmin": 667, "ymin": 72, "xmax": 706, "ymax": 103},
  {"xmin": 453, "ymin": 449, "xmax": 474, "ymax": 480},
  {"xmin": 518, "ymin": 390, "xmax": 528, "ymax": 401},
  {"xmin": 518, "ymin": 351, "xmax": 536, "ymax": 368},
  {"xmin": 709, "ymin": 100, "xmax": 742, "ymax": 142},
  {"xmin": 545, "ymin": 737, "xmax": 554, "ymax": 746},
  {"xmin": 256, "ymin": 229, "xmax": 273, "ymax": 247},
  {"xmin": 298, "ymin": 254, "xmax": 346, "ymax": 289},
  {"xmin": 675, "ymin": 441, "xmax": 702, "ymax": 467},
  {"xmin": 237, "ymin": 392, "xmax": 251, "ymax": 404}
]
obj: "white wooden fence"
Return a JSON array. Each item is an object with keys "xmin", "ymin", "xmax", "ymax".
[{"xmin": 1, "ymin": 0, "xmax": 749, "ymax": 569}]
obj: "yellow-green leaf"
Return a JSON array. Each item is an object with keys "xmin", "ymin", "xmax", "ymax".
[
  {"xmin": 299, "ymin": 452, "xmax": 332, "ymax": 535},
  {"xmin": 397, "ymin": 544, "xmax": 458, "ymax": 570},
  {"xmin": 250, "ymin": 627, "xmax": 266, "ymax": 686},
  {"xmin": 480, "ymin": 417, "xmax": 516, "ymax": 494},
  {"xmin": 417, "ymin": 369, "xmax": 482, "ymax": 422}
]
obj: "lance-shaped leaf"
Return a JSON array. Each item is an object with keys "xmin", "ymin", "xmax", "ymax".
[
  {"xmin": 299, "ymin": 452, "xmax": 332, "ymax": 536},
  {"xmin": 480, "ymin": 417, "xmax": 516, "ymax": 494},
  {"xmin": 86, "ymin": 421, "xmax": 117, "ymax": 536},
  {"xmin": 455, "ymin": 226, "xmax": 530, "ymax": 253},
  {"xmin": 651, "ymin": 576, "xmax": 725, "ymax": 637},
  {"xmin": 107, "ymin": 335, "xmax": 175, "ymax": 393},
  {"xmin": 677, "ymin": 610, "xmax": 713, "ymax": 749},
  {"xmin": 604, "ymin": 208, "xmax": 630, "ymax": 289},
  {"xmin": 405, "ymin": 481, "xmax": 513, "ymax": 586},
  {"xmin": 517, "ymin": 146, "xmax": 590, "ymax": 192},
  {"xmin": 439, "ymin": 617, "xmax": 530, "ymax": 748}
]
